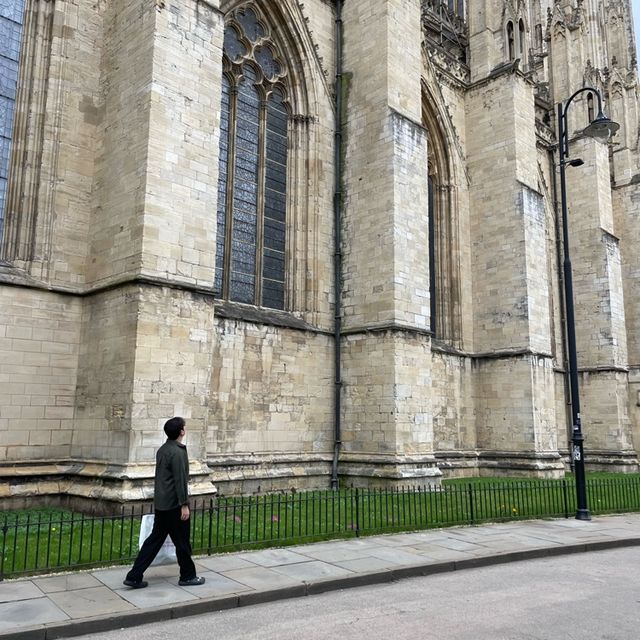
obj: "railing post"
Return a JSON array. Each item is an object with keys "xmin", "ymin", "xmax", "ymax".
[
  {"xmin": 562, "ymin": 479, "xmax": 569, "ymax": 519},
  {"xmin": 207, "ymin": 499, "xmax": 214, "ymax": 554},
  {"xmin": 468, "ymin": 483, "xmax": 474, "ymax": 524},
  {"xmin": 355, "ymin": 488, "xmax": 360, "ymax": 537},
  {"xmin": 0, "ymin": 519, "xmax": 7, "ymax": 581}
]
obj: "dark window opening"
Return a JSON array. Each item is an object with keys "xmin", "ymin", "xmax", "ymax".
[
  {"xmin": 518, "ymin": 19, "xmax": 526, "ymax": 64},
  {"xmin": 507, "ymin": 21, "xmax": 515, "ymax": 60}
]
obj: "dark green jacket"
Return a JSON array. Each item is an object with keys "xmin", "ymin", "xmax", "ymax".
[{"xmin": 154, "ymin": 439, "xmax": 189, "ymax": 511}]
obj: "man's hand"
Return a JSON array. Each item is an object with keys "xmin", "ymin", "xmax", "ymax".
[{"xmin": 180, "ymin": 504, "xmax": 190, "ymax": 521}]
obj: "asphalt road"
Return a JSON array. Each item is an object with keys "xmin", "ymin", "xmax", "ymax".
[{"xmin": 77, "ymin": 547, "xmax": 640, "ymax": 640}]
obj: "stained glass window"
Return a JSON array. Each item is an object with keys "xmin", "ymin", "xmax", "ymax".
[
  {"xmin": 262, "ymin": 91, "xmax": 287, "ymax": 309},
  {"xmin": 216, "ymin": 8, "xmax": 288, "ymax": 310},
  {"xmin": 223, "ymin": 26, "xmax": 245, "ymax": 63},
  {"xmin": 255, "ymin": 46, "xmax": 280, "ymax": 81},
  {"xmin": 0, "ymin": 0, "xmax": 26, "ymax": 239},
  {"xmin": 237, "ymin": 7, "xmax": 264, "ymax": 43}
]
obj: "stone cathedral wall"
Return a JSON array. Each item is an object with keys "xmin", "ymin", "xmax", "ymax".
[
  {"xmin": 207, "ymin": 317, "xmax": 334, "ymax": 494},
  {"xmin": 0, "ymin": 286, "xmax": 81, "ymax": 465},
  {"xmin": 0, "ymin": 0, "xmax": 639, "ymax": 505}
]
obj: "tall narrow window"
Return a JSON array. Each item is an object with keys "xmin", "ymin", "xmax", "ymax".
[
  {"xmin": 428, "ymin": 176, "xmax": 437, "ymax": 336},
  {"xmin": 0, "ymin": 0, "xmax": 26, "ymax": 240},
  {"xmin": 215, "ymin": 7, "xmax": 289, "ymax": 310},
  {"xmin": 424, "ymin": 97, "xmax": 461, "ymax": 345},
  {"xmin": 518, "ymin": 19, "xmax": 526, "ymax": 65},
  {"xmin": 506, "ymin": 21, "xmax": 515, "ymax": 61}
]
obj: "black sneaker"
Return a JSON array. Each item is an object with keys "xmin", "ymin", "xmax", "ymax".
[
  {"xmin": 123, "ymin": 579, "xmax": 148, "ymax": 589},
  {"xmin": 178, "ymin": 576, "xmax": 206, "ymax": 586}
]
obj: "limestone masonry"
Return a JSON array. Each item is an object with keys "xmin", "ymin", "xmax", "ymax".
[{"xmin": 0, "ymin": 0, "xmax": 638, "ymax": 507}]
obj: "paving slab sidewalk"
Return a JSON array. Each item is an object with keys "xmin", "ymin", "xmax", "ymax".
[{"xmin": 2, "ymin": 514, "xmax": 640, "ymax": 640}]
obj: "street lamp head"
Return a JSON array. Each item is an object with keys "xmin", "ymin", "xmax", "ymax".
[
  {"xmin": 582, "ymin": 110, "xmax": 620, "ymax": 139},
  {"xmin": 568, "ymin": 158, "xmax": 584, "ymax": 167}
]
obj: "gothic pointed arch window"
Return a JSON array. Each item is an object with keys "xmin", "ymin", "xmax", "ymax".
[
  {"xmin": 505, "ymin": 14, "xmax": 528, "ymax": 67},
  {"xmin": 506, "ymin": 21, "xmax": 515, "ymax": 60},
  {"xmin": 215, "ymin": 6, "xmax": 289, "ymax": 310},
  {"xmin": 423, "ymin": 96, "xmax": 461, "ymax": 345},
  {"xmin": 0, "ymin": 0, "xmax": 26, "ymax": 241},
  {"xmin": 518, "ymin": 18, "xmax": 526, "ymax": 66}
]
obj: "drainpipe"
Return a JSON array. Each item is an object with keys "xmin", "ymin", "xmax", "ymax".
[
  {"xmin": 550, "ymin": 144, "xmax": 573, "ymax": 471},
  {"xmin": 331, "ymin": 0, "xmax": 344, "ymax": 490}
]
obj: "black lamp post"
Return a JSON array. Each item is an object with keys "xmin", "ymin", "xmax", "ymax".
[{"xmin": 557, "ymin": 87, "xmax": 619, "ymax": 521}]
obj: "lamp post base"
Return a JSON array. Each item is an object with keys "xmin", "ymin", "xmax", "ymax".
[{"xmin": 575, "ymin": 508, "xmax": 592, "ymax": 521}]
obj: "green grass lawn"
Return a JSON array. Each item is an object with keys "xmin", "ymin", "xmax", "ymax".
[
  {"xmin": 443, "ymin": 472, "xmax": 640, "ymax": 484},
  {"xmin": 2, "ymin": 473, "xmax": 640, "ymax": 579}
]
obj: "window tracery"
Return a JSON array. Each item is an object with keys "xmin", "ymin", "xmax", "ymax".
[{"xmin": 215, "ymin": 6, "xmax": 289, "ymax": 310}]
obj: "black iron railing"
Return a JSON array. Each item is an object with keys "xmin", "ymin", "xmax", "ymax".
[{"xmin": 2, "ymin": 477, "xmax": 640, "ymax": 579}]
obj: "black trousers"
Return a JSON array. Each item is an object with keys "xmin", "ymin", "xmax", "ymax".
[{"xmin": 126, "ymin": 507, "xmax": 196, "ymax": 582}]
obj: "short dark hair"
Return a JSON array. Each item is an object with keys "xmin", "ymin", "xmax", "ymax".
[{"xmin": 164, "ymin": 416, "xmax": 185, "ymax": 440}]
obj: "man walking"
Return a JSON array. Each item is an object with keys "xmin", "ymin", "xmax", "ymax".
[{"xmin": 123, "ymin": 417, "xmax": 205, "ymax": 588}]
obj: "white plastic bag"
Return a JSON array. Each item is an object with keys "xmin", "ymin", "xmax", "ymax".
[{"xmin": 139, "ymin": 513, "xmax": 177, "ymax": 566}]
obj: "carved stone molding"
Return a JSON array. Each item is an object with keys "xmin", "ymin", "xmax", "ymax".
[
  {"xmin": 1, "ymin": 0, "xmax": 55, "ymax": 268},
  {"xmin": 422, "ymin": 0, "xmax": 468, "ymax": 74}
]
